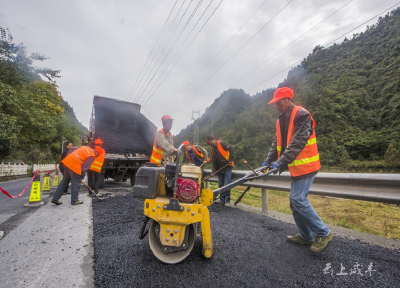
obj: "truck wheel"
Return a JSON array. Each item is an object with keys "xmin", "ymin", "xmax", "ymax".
[
  {"xmin": 99, "ymin": 173, "xmax": 105, "ymax": 188},
  {"xmin": 122, "ymin": 176, "xmax": 128, "ymax": 182}
]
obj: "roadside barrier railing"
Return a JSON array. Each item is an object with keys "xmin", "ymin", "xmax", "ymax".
[
  {"xmin": 0, "ymin": 163, "xmax": 28, "ymax": 176},
  {"xmin": 203, "ymin": 170, "xmax": 400, "ymax": 213}
]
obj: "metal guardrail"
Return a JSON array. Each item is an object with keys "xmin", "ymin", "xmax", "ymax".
[{"xmin": 203, "ymin": 169, "xmax": 400, "ymax": 212}]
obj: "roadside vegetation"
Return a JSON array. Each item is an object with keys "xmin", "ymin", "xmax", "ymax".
[{"xmin": 0, "ymin": 27, "xmax": 87, "ymax": 164}]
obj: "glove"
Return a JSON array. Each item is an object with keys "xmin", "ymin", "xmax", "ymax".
[
  {"xmin": 81, "ymin": 179, "xmax": 86, "ymax": 185},
  {"xmin": 261, "ymin": 161, "xmax": 271, "ymax": 168},
  {"xmin": 271, "ymin": 162, "xmax": 280, "ymax": 174}
]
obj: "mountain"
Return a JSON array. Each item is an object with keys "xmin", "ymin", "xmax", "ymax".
[{"xmin": 175, "ymin": 8, "xmax": 400, "ymax": 170}]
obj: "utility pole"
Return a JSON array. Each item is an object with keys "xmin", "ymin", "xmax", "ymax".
[
  {"xmin": 62, "ymin": 137, "xmax": 69, "ymax": 153},
  {"xmin": 191, "ymin": 111, "xmax": 201, "ymax": 145}
]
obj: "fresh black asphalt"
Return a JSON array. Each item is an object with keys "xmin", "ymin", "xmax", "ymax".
[{"xmin": 92, "ymin": 195, "xmax": 400, "ymax": 288}]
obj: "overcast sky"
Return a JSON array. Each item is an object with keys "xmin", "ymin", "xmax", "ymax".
[{"xmin": 1, "ymin": 0, "xmax": 398, "ymax": 134}]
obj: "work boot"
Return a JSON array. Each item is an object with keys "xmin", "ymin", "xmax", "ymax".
[
  {"xmin": 224, "ymin": 201, "xmax": 232, "ymax": 207},
  {"xmin": 51, "ymin": 200, "xmax": 62, "ymax": 205},
  {"xmin": 310, "ymin": 232, "xmax": 334, "ymax": 253},
  {"xmin": 287, "ymin": 234, "xmax": 314, "ymax": 245},
  {"xmin": 72, "ymin": 200, "xmax": 83, "ymax": 205},
  {"xmin": 87, "ymin": 194, "xmax": 92, "ymax": 197}
]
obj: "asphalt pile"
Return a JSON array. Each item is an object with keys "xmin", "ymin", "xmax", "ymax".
[
  {"xmin": 95, "ymin": 121, "xmax": 149, "ymax": 155},
  {"xmin": 92, "ymin": 195, "xmax": 400, "ymax": 288}
]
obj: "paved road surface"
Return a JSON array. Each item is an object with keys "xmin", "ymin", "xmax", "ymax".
[
  {"xmin": 1, "ymin": 177, "xmax": 400, "ymax": 287},
  {"xmin": 92, "ymin": 195, "xmax": 400, "ymax": 288}
]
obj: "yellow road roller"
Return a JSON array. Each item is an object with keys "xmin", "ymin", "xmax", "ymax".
[{"xmin": 133, "ymin": 142, "xmax": 277, "ymax": 264}]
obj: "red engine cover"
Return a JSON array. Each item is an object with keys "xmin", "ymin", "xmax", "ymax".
[{"xmin": 176, "ymin": 178, "xmax": 199, "ymax": 202}]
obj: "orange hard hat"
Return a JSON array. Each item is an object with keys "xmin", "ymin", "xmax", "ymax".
[
  {"xmin": 95, "ymin": 139, "xmax": 103, "ymax": 145},
  {"xmin": 268, "ymin": 87, "xmax": 294, "ymax": 104},
  {"xmin": 161, "ymin": 115, "xmax": 173, "ymax": 122}
]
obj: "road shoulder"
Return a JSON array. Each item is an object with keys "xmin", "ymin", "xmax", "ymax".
[{"xmin": 0, "ymin": 190, "xmax": 94, "ymax": 288}]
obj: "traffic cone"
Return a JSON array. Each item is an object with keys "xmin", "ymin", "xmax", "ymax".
[
  {"xmin": 42, "ymin": 173, "xmax": 51, "ymax": 193},
  {"xmin": 24, "ymin": 174, "xmax": 44, "ymax": 207},
  {"xmin": 52, "ymin": 170, "xmax": 59, "ymax": 188}
]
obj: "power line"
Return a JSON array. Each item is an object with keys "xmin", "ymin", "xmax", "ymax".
[
  {"xmin": 135, "ymin": 0, "xmax": 197, "ymax": 103},
  {"xmin": 324, "ymin": 1, "xmax": 400, "ymax": 48},
  {"xmin": 184, "ymin": 0, "xmax": 294, "ymax": 101},
  {"xmin": 289, "ymin": 0, "xmax": 392, "ymax": 58},
  {"xmin": 139, "ymin": 0, "xmax": 216, "ymax": 106},
  {"xmin": 174, "ymin": 0, "xmax": 270, "ymax": 101},
  {"xmin": 229, "ymin": 0, "xmax": 354, "ymax": 88},
  {"xmin": 141, "ymin": 0, "xmax": 225, "ymax": 107},
  {"xmin": 126, "ymin": 0, "xmax": 179, "ymax": 101},
  {"xmin": 247, "ymin": 1, "xmax": 400, "ymax": 92},
  {"xmin": 130, "ymin": 0, "xmax": 189, "ymax": 102}
]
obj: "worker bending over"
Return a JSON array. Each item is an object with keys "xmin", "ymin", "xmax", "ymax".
[
  {"xmin": 183, "ymin": 142, "xmax": 209, "ymax": 167},
  {"xmin": 150, "ymin": 115, "xmax": 178, "ymax": 166},
  {"xmin": 87, "ymin": 139, "xmax": 105, "ymax": 197},
  {"xmin": 51, "ymin": 146, "xmax": 99, "ymax": 205},
  {"xmin": 206, "ymin": 135, "xmax": 234, "ymax": 206},
  {"xmin": 262, "ymin": 87, "xmax": 333, "ymax": 253}
]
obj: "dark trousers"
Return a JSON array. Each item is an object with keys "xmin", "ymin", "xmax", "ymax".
[
  {"xmin": 52, "ymin": 166, "xmax": 81, "ymax": 203},
  {"xmin": 218, "ymin": 169, "xmax": 232, "ymax": 203},
  {"xmin": 87, "ymin": 170, "xmax": 100, "ymax": 195},
  {"xmin": 60, "ymin": 168, "xmax": 69, "ymax": 193}
]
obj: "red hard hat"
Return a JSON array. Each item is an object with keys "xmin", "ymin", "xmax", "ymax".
[
  {"xmin": 268, "ymin": 87, "xmax": 294, "ymax": 104},
  {"xmin": 95, "ymin": 139, "xmax": 103, "ymax": 145},
  {"xmin": 161, "ymin": 115, "xmax": 173, "ymax": 122}
]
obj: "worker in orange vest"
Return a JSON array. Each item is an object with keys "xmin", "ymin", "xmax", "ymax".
[
  {"xmin": 87, "ymin": 139, "xmax": 106, "ymax": 197},
  {"xmin": 150, "ymin": 115, "xmax": 177, "ymax": 166},
  {"xmin": 206, "ymin": 135, "xmax": 234, "ymax": 206},
  {"xmin": 262, "ymin": 87, "xmax": 333, "ymax": 253},
  {"xmin": 183, "ymin": 142, "xmax": 208, "ymax": 167},
  {"xmin": 51, "ymin": 146, "xmax": 99, "ymax": 205}
]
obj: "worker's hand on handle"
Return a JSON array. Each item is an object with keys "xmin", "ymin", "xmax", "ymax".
[
  {"xmin": 271, "ymin": 162, "xmax": 280, "ymax": 174},
  {"xmin": 261, "ymin": 161, "xmax": 271, "ymax": 169},
  {"xmin": 81, "ymin": 179, "xmax": 86, "ymax": 185},
  {"xmin": 229, "ymin": 161, "xmax": 234, "ymax": 167}
]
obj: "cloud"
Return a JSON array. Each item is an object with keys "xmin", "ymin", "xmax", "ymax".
[{"xmin": 2, "ymin": 0, "xmax": 398, "ymax": 134}]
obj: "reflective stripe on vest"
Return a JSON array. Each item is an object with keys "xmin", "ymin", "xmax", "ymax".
[
  {"xmin": 185, "ymin": 146, "xmax": 204, "ymax": 163},
  {"xmin": 150, "ymin": 129, "xmax": 174, "ymax": 166},
  {"xmin": 89, "ymin": 147, "xmax": 105, "ymax": 172},
  {"xmin": 217, "ymin": 140, "xmax": 229, "ymax": 161},
  {"xmin": 276, "ymin": 105, "xmax": 320, "ymax": 177},
  {"xmin": 62, "ymin": 146, "xmax": 95, "ymax": 175}
]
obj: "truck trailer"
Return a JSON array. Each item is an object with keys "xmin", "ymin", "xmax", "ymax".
[{"xmin": 88, "ymin": 96, "xmax": 157, "ymax": 187}]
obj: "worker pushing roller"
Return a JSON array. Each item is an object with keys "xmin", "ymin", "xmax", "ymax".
[
  {"xmin": 262, "ymin": 87, "xmax": 333, "ymax": 253},
  {"xmin": 150, "ymin": 115, "xmax": 178, "ymax": 166}
]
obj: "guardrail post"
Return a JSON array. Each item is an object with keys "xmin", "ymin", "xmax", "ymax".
[{"xmin": 261, "ymin": 188, "xmax": 268, "ymax": 213}]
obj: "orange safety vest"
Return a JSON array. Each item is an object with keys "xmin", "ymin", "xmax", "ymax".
[
  {"xmin": 62, "ymin": 146, "xmax": 95, "ymax": 175},
  {"xmin": 89, "ymin": 146, "xmax": 105, "ymax": 173},
  {"xmin": 276, "ymin": 105, "xmax": 320, "ymax": 177},
  {"xmin": 185, "ymin": 146, "xmax": 204, "ymax": 163},
  {"xmin": 211, "ymin": 140, "xmax": 234, "ymax": 167},
  {"xmin": 150, "ymin": 129, "xmax": 174, "ymax": 166}
]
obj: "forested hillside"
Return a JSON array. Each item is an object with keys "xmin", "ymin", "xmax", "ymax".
[
  {"xmin": 0, "ymin": 27, "xmax": 87, "ymax": 164},
  {"xmin": 175, "ymin": 8, "xmax": 400, "ymax": 170}
]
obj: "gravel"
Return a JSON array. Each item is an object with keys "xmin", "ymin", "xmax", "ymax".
[{"xmin": 92, "ymin": 195, "xmax": 400, "ymax": 288}]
